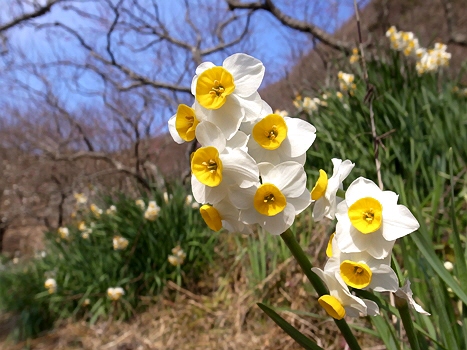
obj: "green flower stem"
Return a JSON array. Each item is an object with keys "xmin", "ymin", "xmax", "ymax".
[
  {"xmin": 395, "ymin": 294, "xmax": 421, "ymax": 350},
  {"xmin": 280, "ymin": 229, "xmax": 362, "ymax": 350}
]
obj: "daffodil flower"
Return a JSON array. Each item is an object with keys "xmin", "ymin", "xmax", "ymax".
[
  {"xmin": 230, "ymin": 162, "xmax": 311, "ymax": 235},
  {"xmin": 190, "ymin": 53, "xmax": 265, "ymax": 138},
  {"xmin": 335, "ymin": 177, "xmax": 419, "ymax": 259},
  {"xmin": 200, "ymin": 199, "xmax": 253, "ymax": 234},
  {"xmin": 311, "ymin": 158, "xmax": 354, "ymax": 221},
  {"xmin": 325, "ymin": 235, "xmax": 399, "ymax": 292},
  {"xmin": 246, "ymin": 103, "xmax": 316, "ymax": 165},
  {"xmin": 191, "ymin": 123, "xmax": 259, "ymax": 205},
  {"xmin": 311, "ymin": 268, "xmax": 379, "ymax": 319}
]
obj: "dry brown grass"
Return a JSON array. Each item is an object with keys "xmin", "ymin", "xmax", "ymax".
[{"xmin": 0, "ymin": 224, "xmax": 381, "ymax": 350}]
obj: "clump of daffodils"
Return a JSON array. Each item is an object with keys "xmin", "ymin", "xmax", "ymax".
[
  {"xmin": 78, "ymin": 221, "xmax": 92, "ymax": 239},
  {"xmin": 144, "ymin": 200, "xmax": 161, "ymax": 221},
  {"xmin": 310, "ymin": 173, "xmax": 428, "ymax": 319},
  {"xmin": 168, "ymin": 246, "xmax": 187, "ymax": 266},
  {"xmin": 107, "ymin": 287, "xmax": 125, "ymax": 301},
  {"xmin": 167, "ymin": 52, "xmax": 428, "ymax": 320},
  {"xmin": 338, "ymin": 71, "xmax": 356, "ymax": 95},
  {"xmin": 106, "ymin": 205, "xmax": 117, "ymax": 215},
  {"xmin": 293, "ymin": 95, "xmax": 325, "ymax": 114},
  {"xmin": 386, "ymin": 26, "xmax": 451, "ymax": 75},
  {"xmin": 135, "ymin": 199, "xmax": 145, "ymax": 210},
  {"xmin": 45, "ymin": 278, "xmax": 57, "ymax": 294},
  {"xmin": 168, "ymin": 53, "xmax": 315, "ymax": 236},
  {"xmin": 90, "ymin": 203, "xmax": 103, "ymax": 217},
  {"xmin": 73, "ymin": 192, "xmax": 88, "ymax": 205},
  {"xmin": 113, "ymin": 236, "xmax": 129, "ymax": 250},
  {"xmin": 57, "ymin": 227, "xmax": 69, "ymax": 240},
  {"xmin": 349, "ymin": 48, "xmax": 359, "ymax": 64}
]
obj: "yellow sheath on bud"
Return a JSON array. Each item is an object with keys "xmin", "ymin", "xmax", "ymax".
[
  {"xmin": 191, "ymin": 147, "xmax": 223, "ymax": 187},
  {"xmin": 253, "ymin": 183, "xmax": 286, "ymax": 216},
  {"xmin": 311, "ymin": 169, "xmax": 328, "ymax": 200},
  {"xmin": 200, "ymin": 205, "xmax": 222, "ymax": 231},
  {"xmin": 175, "ymin": 104, "xmax": 199, "ymax": 141},
  {"xmin": 340, "ymin": 260, "xmax": 372, "ymax": 289},
  {"xmin": 318, "ymin": 295, "xmax": 346, "ymax": 320},
  {"xmin": 348, "ymin": 197, "xmax": 383, "ymax": 233},
  {"xmin": 196, "ymin": 67, "xmax": 235, "ymax": 110},
  {"xmin": 252, "ymin": 114, "xmax": 288, "ymax": 150}
]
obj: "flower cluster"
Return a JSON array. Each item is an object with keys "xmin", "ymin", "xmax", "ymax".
[
  {"xmin": 168, "ymin": 53, "xmax": 316, "ymax": 235},
  {"xmin": 168, "ymin": 245, "xmax": 187, "ymax": 266},
  {"xmin": 293, "ymin": 95, "xmax": 326, "ymax": 114},
  {"xmin": 106, "ymin": 205, "xmax": 117, "ymax": 215},
  {"xmin": 338, "ymin": 72, "xmax": 356, "ymax": 95},
  {"xmin": 107, "ymin": 287, "xmax": 125, "ymax": 301},
  {"xmin": 90, "ymin": 203, "xmax": 103, "ymax": 217},
  {"xmin": 73, "ymin": 192, "xmax": 88, "ymax": 205},
  {"xmin": 113, "ymin": 236, "xmax": 129, "ymax": 250},
  {"xmin": 78, "ymin": 221, "xmax": 92, "ymax": 239},
  {"xmin": 57, "ymin": 227, "xmax": 69, "ymax": 240},
  {"xmin": 144, "ymin": 200, "xmax": 161, "ymax": 221},
  {"xmin": 44, "ymin": 278, "xmax": 57, "ymax": 294},
  {"xmin": 311, "ymin": 176, "xmax": 427, "ymax": 318},
  {"xmin": 386, "ymin": 26, "xmax": 451, "ymax": 75},
  {"xmin": 349, "ymin": 48, "xmax": 359, "ymax": 64}
]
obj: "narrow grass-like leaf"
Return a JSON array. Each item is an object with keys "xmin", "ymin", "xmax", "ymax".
[{"xmin": 257, "ymin": 303, "xmax": 324, "ymax": 350}]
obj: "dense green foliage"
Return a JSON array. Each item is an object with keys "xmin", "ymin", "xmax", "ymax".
[
  {"xmin": 304, "ymin": 51, "xmax": 467, "ymax": 349},
  {"xmin": 0, "ymin": 184, "xmax": 217, "ymax": 339}
]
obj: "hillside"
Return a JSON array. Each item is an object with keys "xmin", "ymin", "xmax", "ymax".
[{"xmin": 261, "ymin": 0, "xmax": 467, "ymax": 110}]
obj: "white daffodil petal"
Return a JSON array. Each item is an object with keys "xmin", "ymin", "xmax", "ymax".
[
  {"xmin": 238, "ymin": 92, "xmax": 264, "ymax": 122},
  {"xmin": 370, "ymin": 265, "xmax": 399, "ymax": 292},
  {"xmin": 288, "ymin": 188, "xmax": 312, "ymax": 214},
  {"xmin": 363, "ymin": 299, "xmax": 380, "ymax": 316},
  {"xmin": 333, "ymin": 159, "xmax": 355, "ymax": 182},
  {"xmin": 260, "ymin": 204, "xmax": 295, "ymax": 235},
  {"xmin": 230, "ymin": 186, "xmax": 256, "ymax": 210},
  {"xmin": 285, "ymin": 118, "xmax": 317, "ymax": 157},
  {"xmin": 382, "ymin": 205, "xmax": 420, "ymax": 241},
  {"xmin": 264, "ymin": 162, "xmax": 306, "ymax": 197},
  {"xmin": 345, "ymin": 177, "xmax": 381, "ymax": 205},
  {"xmin": 226, "ymin": 131, "xmax": 249, "ymax": 151},
  {"xmin": 222, "ymin": 149, "xmax": 259, "ymax": 188},
  {"xmin": 195, "ymin": 121, "xmax": 226, "ymax": 150},
  {"xmin": 168, "ymin": 113, "xmax": 184, "ymax": 144},
  {"xmin": 260, "ymin": 99, "xmax": 273, "ymax": 115},
  {"xmin": 195, "ymin": 61, "xmax": 216, "ymax": 75},
  {"xmin": 313, "ymin": 198, "xmax": 328, "ymax": 222},
  {"xmin": 205, "ymin": 97, "xmax": 244, "ymax": 140},
  {"xmin": 336, "ymin": 223, "xmax": 371, "ymax": 254},
  {"xmin": 223, "ymin": 53, "xmax": 265, "ymax": 97},
  {"xmin": 247, "ymin": 139, "xmax": 283, "ymax": 164},
  {"xmin": 395, "ymin": 280, "xmax": 430, "ymax": 315},
  {"xmin": 365, "ymin": 234, "xmax": 396, "ymax": 259},
  {"xmin": 191, "ymin": 175, "xmax": 229, "ymax": 204}
]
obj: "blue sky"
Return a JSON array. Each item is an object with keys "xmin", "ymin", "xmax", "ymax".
[{"xmin": 0, "ymin": 0, "xmax": 358, "ymax": 146}]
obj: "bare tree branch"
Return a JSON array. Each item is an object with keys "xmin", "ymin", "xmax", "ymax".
[
  {"xmin": 0, "ymin": 0, "xmax": 62, "ymax": 33},
  {"xmin": 226, "ymin": 0, "xmax": 353, "ymax": 52}
]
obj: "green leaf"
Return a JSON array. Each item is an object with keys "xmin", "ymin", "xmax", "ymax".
[{"xmin": 257, "ymin": 303, "xmax": 324, "ymax": 350}]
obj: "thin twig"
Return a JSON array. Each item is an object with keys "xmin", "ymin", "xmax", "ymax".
[{"xmin": 353, "ymin": 0, "xmax": 382, "ymax": 190}]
